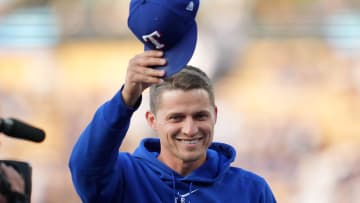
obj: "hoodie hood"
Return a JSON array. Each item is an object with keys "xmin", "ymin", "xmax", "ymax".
[{"xmin": 133, "ymin": 138, "xmax": 236, "ymax": 185}]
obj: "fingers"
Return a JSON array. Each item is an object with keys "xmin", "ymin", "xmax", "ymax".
[
  {"xmin": 131, "ymin": 65, "xmax": 165, "ymax": 80},
  {"xmin": 122, "ymin": 50, "xmax": 167, "ymax": 107},
  {"xmin": 141, "ymin": 50, "xmax": 166, "ymax": 61},
  {"xmin": 131, "ymin": 50, "xmax": 167, "ymax": 73},
  {"xmin": 127, "ymin": 51, "xmax": 166, "ymax": 82},
  {"xmin": 126, "ymin": 50, "xmax": 166, "ymax": 85}
]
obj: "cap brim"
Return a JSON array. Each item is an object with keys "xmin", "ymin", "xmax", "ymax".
[{"xmin": 145, "ymin": 22, "xmax": 197, "ymax": 78}]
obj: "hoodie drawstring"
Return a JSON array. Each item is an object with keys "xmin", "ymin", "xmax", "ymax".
[
  {"xmin": 172, "ymin": 173, "xmax": 177, "ymax": 203},
  {"xmin": 188, "ymin": 182, "xmax": 193, "ymax": 203},
  {"xmin": 172, "ymin": 173, "xmax": 195, "ymax": 203}
]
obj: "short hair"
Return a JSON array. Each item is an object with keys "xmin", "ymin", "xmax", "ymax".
[{"xmin": 149, "ymin": 65, "xmax": 215, "ymax": 113}]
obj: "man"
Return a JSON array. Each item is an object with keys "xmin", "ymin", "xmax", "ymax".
[{"xmin": 69, "ymin": 50, "xmax": 277, "ymax": 202}]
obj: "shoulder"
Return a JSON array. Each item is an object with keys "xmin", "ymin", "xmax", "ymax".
[
  {"xmin": 116, "ymin": 151, "xmax": 153, "ymax": 168},
  {"xmin": 117, "ymin": 152, "xmax": 134, "ymax": 163},
  {"xmin": 226, "ymin": 167, "xmax": 271, "ymax": 189},
  {"xmin": 223, "ymin": 167, "xmax": 276, "ymax": 201}
]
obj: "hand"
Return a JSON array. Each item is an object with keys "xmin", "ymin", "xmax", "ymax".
[
  {"xmin": 122, "ymin": 50, "xmax": 166, "ymax": 107},
  {"xmin": 0, "ymin": 163, "xmax": 25, "ymax": 194}
]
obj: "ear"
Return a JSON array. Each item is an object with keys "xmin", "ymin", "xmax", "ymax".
[
  {"xmin": 214, "ymin": 105, "xmax": 218, "ymax": 123},
  {"xmin": 145, "ymin": 111, "xmax": 157, "ymax": 130}
]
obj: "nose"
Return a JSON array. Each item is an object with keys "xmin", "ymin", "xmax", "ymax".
[{"xmin": 181, "ymin": 118, "xmax": 198, "ymax": 136}]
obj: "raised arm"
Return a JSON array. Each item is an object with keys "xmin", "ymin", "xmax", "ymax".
[{"xmin": 68, "ymin": 50, "xmax": 166, "ymax": 202}]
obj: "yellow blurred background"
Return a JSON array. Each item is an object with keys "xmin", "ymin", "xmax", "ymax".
[{"xmin": 1, "ymin": 0, "xmax": 360, "ymax": 202}]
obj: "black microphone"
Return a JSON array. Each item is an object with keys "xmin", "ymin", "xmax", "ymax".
[{"xmin": 0, "ymin": 118, "xmax": 45, "ymax": 143}]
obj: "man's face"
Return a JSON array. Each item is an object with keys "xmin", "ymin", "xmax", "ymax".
[{"xmin": 146, "ymin": 89, "xmax": 217, "ymax": 166}]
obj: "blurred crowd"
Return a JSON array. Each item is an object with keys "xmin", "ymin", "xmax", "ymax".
[{"xmin": 1, "ymin": 0, "xmax": 360, "ymax": 202}]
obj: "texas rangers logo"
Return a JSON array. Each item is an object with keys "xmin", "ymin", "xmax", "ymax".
[{"xmin": 142, "ymin": 31, "xmax": 165, "ymax": 49}]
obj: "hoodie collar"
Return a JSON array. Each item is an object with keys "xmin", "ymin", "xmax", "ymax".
[{"xmin": 133, "ymin": 138, "xmax": 236, "ymax": 184}]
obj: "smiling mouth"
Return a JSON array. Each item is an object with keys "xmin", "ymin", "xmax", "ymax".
[{"xmin": 176, "ymin": 138, "xmax": 202, "ymax": 144}]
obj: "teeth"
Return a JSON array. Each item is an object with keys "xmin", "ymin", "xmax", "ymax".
[
  {"xmin": 178, "ymin": 138, "xmax": 201, "ymax": 144},
  {"xmin": 184, "ymin": 140, "xmax": 197, "ymax": 144}
]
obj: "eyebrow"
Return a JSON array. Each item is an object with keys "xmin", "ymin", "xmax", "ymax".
[{"xmin": 166, "ymin": 110, "xmax": 211, "ymax": 117}]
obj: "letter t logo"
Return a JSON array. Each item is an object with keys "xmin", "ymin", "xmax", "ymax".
[{"xmin": 142, "ymin": 31, "xmax": 165, "ymax": 49}]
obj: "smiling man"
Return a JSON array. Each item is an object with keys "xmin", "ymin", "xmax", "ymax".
[
  {"xmin": 147, "ymin": 71, "xmax": 216, "ymax": 177},
  {"xmin": 69, "ymin": 50, "xmax": 277, "ymax": 203}
]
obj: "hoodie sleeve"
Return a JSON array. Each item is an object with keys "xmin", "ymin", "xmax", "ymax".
[
  {"xmin": 260, "ymin": 180, "xmax": 277, "ymax": 203},
  {"xmin": 68, "ymin": 87, "xmax": 141, "ymax": 202}
]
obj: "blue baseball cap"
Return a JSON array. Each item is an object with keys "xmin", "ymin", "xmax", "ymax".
[{"xmin": 128, "ymin": 0, "xmax": 199, "ymax": 78}]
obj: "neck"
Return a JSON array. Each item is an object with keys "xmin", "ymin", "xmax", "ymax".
[{"xmin": 157, "ymin": 154, "xmax": 206, "ymax": 176}]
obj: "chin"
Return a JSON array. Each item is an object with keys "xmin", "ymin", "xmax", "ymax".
[{"xmin": 181, "ymin": 152, "xmax": 205, "ymax": 163}]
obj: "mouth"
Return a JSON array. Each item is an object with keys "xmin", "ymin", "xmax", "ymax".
[{"xmin": 175, "ymin": 137, "xmax": 203, "ymax": 144}]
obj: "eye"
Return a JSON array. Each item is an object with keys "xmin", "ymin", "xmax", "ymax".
[
  {"xmin": 168, "ymin": 114, "xmax": 184, "ymax": 122},
  {"xmin": 194, "ymin": 112, "xmax": 209, "ymax": 121}
]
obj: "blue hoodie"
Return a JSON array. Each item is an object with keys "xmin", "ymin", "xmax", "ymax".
[{"xmin": 69, "ymin": 90, "xmax": 277, "ymax": 203}]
